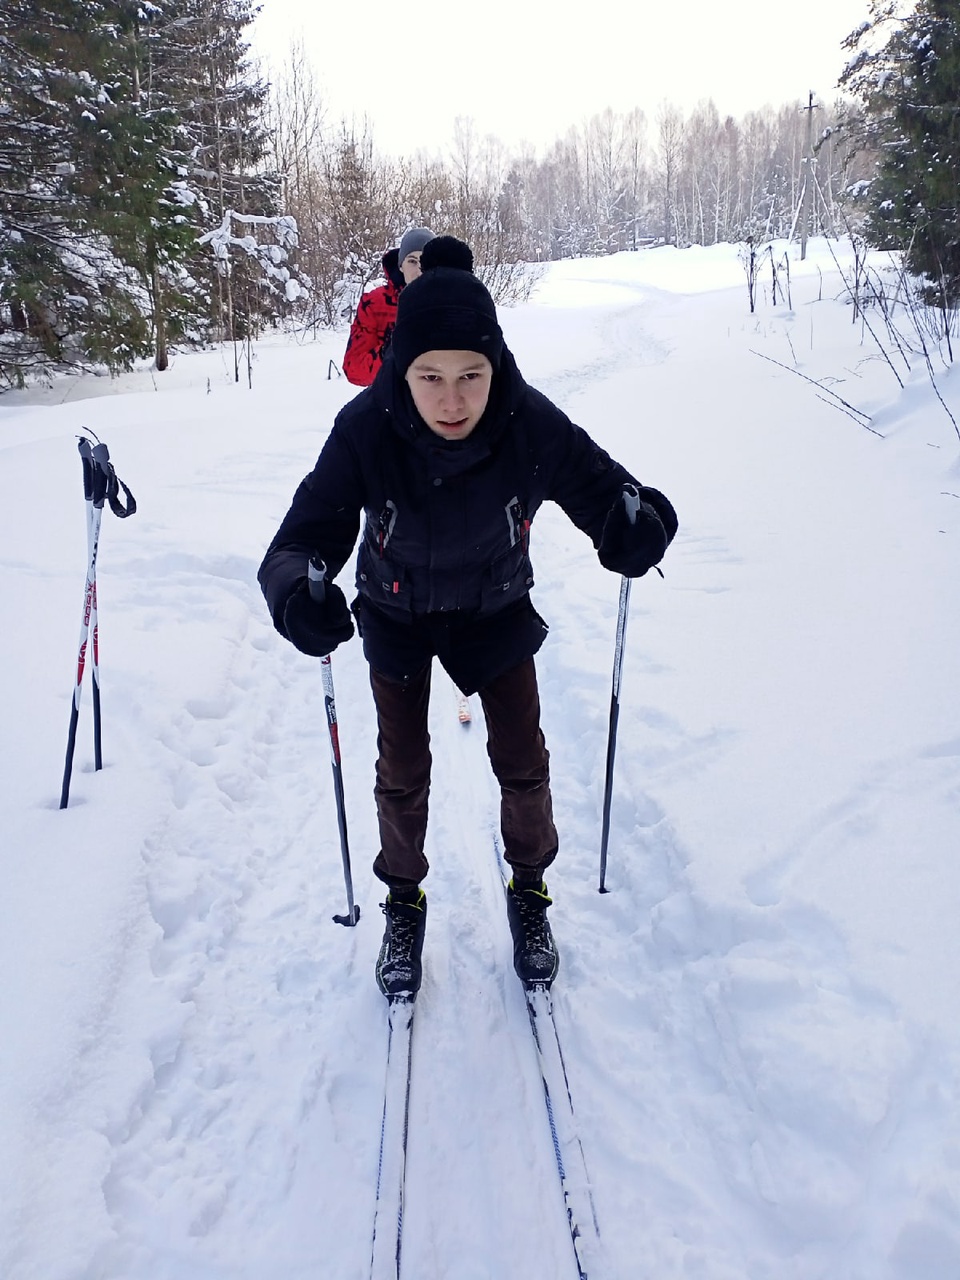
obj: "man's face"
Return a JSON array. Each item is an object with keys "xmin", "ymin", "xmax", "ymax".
[
  {"xmin": 405, "ymin": 350, "xmax": 494, "ymax": 441},
  {"xmin": 400, "ymin": 252, "xmax": 423, "ymax": 285}
]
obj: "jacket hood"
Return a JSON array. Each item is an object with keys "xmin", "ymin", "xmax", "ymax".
[{"xmin": 381, "ymin": 247, "xmax": 404, "ymax": 294}]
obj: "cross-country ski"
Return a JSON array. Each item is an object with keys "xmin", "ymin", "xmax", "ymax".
[{"xmin": 369, "ymin": 998, "xmax": 416, "ymax": 1280}]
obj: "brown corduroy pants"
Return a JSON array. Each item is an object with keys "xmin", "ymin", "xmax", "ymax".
[{"xmin": 370, "ymin": 658, "xmax": 558, "ymax": 890}]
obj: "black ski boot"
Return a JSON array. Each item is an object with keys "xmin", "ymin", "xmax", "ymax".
[
  {"xmin": 376, "ymin": 890, "xmax": 427, "ymax": 1000},
  {"xmin": 506, "ymin": 880, "xmax": 559, "ymax": 988}
]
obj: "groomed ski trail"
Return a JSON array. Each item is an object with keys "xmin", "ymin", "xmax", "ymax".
[
  {"xmin": 9, "ymin": 254, "xmax": 959, "ymax": 1280},
  {"xmin": 60, "ymin": 592, "xmax": 606, "ymax": 1280},
  {"xmin": 386, "ymin": 678, "xmax": 600, "ymax": 1279}
]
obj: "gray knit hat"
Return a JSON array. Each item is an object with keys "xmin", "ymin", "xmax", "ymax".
[{"xmin": 397, "ymin": 227, "xmax": 435, "ymax": 264}]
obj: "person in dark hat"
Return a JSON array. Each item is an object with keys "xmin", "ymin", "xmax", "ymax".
[
  {"xmin": 342, "ymin": 227, "xmax": 435, "ymax": 386},
  {"xmin": 260, "ymin": 236, "xmax": 677, "ymax": 1000}
]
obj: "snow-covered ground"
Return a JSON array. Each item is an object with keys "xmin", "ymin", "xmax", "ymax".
[{"xmin": 2, "ymin": 239, "xmax": 959, "ymax": 1280}]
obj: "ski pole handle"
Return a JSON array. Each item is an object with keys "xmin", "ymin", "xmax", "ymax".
[
  {"xmin": 91, "ymin": 442, "xmax": 111, "ymax": 510},
  {"xmin": 78, "ymin": 437, "xmax": 95, "ymax": 502},
  {"xmin": 622, "ymin": 483, "xmax": 641, "ymax": 526},
  {"xmin": 308, "ymin": 553, "xmax": 326, "ymax": 604},
  {"xmin": 78, "ymin": 435, "xmax": 137, "ymax": 518}
]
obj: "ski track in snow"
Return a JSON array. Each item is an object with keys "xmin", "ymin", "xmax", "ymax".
[
  {"xmin": 85, "ymin": 580, "xmax": 386, "ymax": 1279},
  {"xmin": 4, "ymin": 245, "xmax": 960, "ymax": 1280},
  {"xmin": 535, "ymin": 555, "xmax": 960, "ymax": 1274}
]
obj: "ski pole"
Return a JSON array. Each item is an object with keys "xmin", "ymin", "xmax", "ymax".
[
  {"xmin": 87, "ymin": 441, "xmax": 114, "ymax": 770},
  {"xmin": 308, "ymin": 554, "xmax": 360, "ymax": 926},
  {"xmin": 60, "ymin": 438, "xmax": 100, "ymax": 807},
  {"xmin": 598, "ymin": 485, "xmax": 641, "ymax": 893}
]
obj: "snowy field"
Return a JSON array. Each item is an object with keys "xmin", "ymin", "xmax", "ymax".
[{"xmin": 2, "ymin": 239, "xmax": 959, "ymax": 1279}]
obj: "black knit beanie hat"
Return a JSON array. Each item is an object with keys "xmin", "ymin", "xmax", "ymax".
[{"xmin": 390, "ymin": 236, "xmax": 504, "ymax": 376}]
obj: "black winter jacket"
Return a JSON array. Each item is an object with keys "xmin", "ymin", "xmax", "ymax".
[{"xmin": 259, "ymin": 347, "xmax": 675, "ymax": 688}]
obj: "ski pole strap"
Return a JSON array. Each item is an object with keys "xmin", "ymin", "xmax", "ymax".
[
  {"xmin": 106, "ymin": 474, "xmax": 136, "ymax": 518},
  {"xmin": 88, "ymin": 440, "xmax": 136, "ymax": 517},
  {"xmin": 307, "ymin": 553, "xmax": 326, "ymax": 604}
]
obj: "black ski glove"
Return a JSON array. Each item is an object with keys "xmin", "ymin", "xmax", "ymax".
[
  {"xmin": 282, "ymin": 580, "xmax": 355, "ymax": 657},
  {"xmin": 598, "ymin": 484, "xmax": 677, "ymax": 578}
]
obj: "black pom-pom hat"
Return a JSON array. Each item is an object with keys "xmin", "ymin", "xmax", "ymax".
[{"xmin": 390, "ymin": 236, "xmax": 504, "ymax": 375}]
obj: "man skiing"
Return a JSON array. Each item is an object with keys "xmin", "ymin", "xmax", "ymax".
[{"xmin": 259, "ymin": 236, "xmax": 677, "ymax": 999}]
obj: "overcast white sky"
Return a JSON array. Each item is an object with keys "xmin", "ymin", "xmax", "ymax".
[{"xmin": 251, "ymin": 0, "xmax": 871, "ymax": 156}]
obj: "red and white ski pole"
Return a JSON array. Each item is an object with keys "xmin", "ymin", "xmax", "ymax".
[{"xmin": 308, "ymin": 554, "xmax": 360, "ymax": 926}]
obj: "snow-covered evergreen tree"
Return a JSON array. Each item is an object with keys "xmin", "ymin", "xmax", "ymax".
[
  {"xmin": 149, "ymin": 0, "xmax": 283, "ymax": 343},
  {"xmin": 0, "ymin": 0, "xmax": 291, "ymax": 383},
  {"xmin": 841, "ymin": 0, "xmax": 960, "ymax": 302},
  {"xmin": 0, "ymin": 0, "xmax": 154, "ymax": 380}
]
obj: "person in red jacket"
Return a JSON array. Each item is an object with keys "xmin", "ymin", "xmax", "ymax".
[{"xmin": 342, "ymin": 227, "xmax": 435, "ymax": 386}]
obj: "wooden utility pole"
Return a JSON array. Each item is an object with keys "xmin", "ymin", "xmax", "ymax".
[{"xmin": 800, "ymin": 91, "xmax": 817, "ymax": 261}]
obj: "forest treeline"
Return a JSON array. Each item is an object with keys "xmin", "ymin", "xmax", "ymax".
[{"xmin": 4, "ymin": 0, "xmax": 953, "ymax": 388}]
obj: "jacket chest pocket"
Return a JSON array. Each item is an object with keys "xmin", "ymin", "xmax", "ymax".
[
  {"xmin": 480, "ymin": 542, "xmax": 534, "ymax": 613},
  {"xmin": 358, "ymin": 541, "xmax": 411, "ymax": 609}
]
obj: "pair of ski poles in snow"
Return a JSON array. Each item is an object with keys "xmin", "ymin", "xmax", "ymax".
[
  {"xmin": 310, "ymin": 485, "xmax": 644, "ymax": 920},
  {"xmin": 59, "ymin": 434, "xmax": 136, "ymax": 809}
]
